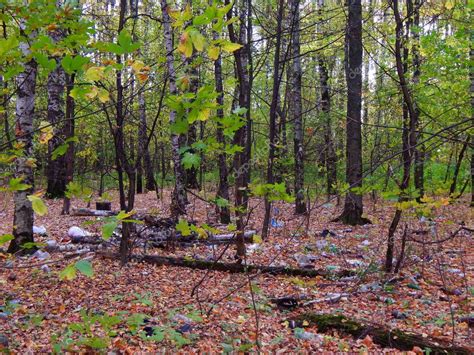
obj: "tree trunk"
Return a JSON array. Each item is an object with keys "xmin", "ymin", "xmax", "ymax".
[
  {"xmin": 214, "ymin": 29, "xmax": 231, "ymax": 224},
  {"xmin": 449, "ymin": 139, "xmax": 469, "ymax": 196},
  {"xmin": 137, "ymin": 89, "xmax": 156, "ymax": 193},
  {"xmin": 225, "ymin": 0, "xmax": 251, "ymax": 260},
  {"xmin": 46, "ymin": 12, "xmax": 67, "ymax": 199},
  {"xmin": 412, "ymin": 0, "xmax": 424, "ymax": 201},
  {"xmin": 61, "ymin": 74, "xmax": 76, "ymax": 215},
  {"xmin": 262, "ymin": 0, "xmax": 285, "ymax": 239},
  {"xmin": 8, "ymin": 25, "xmax": 37, "ymax": 254},
  {"xmin": 385, "ymin": 0, "xmax": 418, "ymax": 273},
  {"xmin": 335, "ymin": 0, "xmax": 369, "ymax": 225},
  {"xmin": 1, "ymin": 17, "xmax": 12, "ymax": 149},
  {"xmin": 470, "ymin": 45, "xmax": 474, "ymax": 207},
  {"xmin": 289, "ymin": 0, "xmax": 306, "ymax": 215},
  {"xmin": 160, "ymin": 0, "xmax": 187, "ymax": 218}
]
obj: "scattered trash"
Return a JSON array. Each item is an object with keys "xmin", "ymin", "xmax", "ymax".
[
  {"xmin": 0, "ymin": 313, "xmax": 8, "ymax": 320},
  {"xmin": 270, "ymin": 218, "xmax": 284, "ymax": 228},
  {"xmin": 0, "ymin": 334, "xmax": 8, "ymax": 348},
  {"xmin": 247, "ymin": 243, "xmax": 261, "ymax": 253},
  {"xmin": 33, "ymin": 225, "xmax": 47, "ymax": 235},
  {"xmin": 347, "ymin": 259, "xmax": 364, "ymax": 267},
  {"xmin": 177, "ymin": 323, "xmax": 192, "ymax": 333},
  {"xmin": 143, "ymin": 326, "xmax": 155, "ymax": 337},
  {"xmin": 40, "ymin": 265, "xmax": 51, "ymax": 273},
  {"xmin": 32, "ymin": 250, "xmax": 50, "ymax": 261},
  {"xmin": 357, "ymin": 240, "xmax": 371, "ymax": 248},
  {"xmin": 68, "ymin": 226, "xmax": 91, "ymax": 239},
  {"xmin": 172, "ymin": 314, "xmax": 193, "ymax": 324},
  {"xmin": 294, "ymin": 254, "xmax": 318, "ymax": 269},
  {"xmin": 448, "ymin": 268, "xmax": 464, "ymax": 277},
  {"xmin": 45, "ymin": 240, "xmax": 58, "ymax": 251},
  {"xmin": 358, "ymin": 282, "xmax": 382, "ymax": 293},
  {"xmin": 320, "ymin": 229, "xmax": 337, "ymax": 238},
  {"xmin": 340, "ymin": 276, "xmax": 357, "ymax": 282},
  {"xmin": 303, "ymin": 293, "xmax": 349, "ymax": 306},
  {"xmin": 392, "ymin": 310, "xmax": 408, "ymax": 319},
  {"xmin": 294, "ymin": 328, "xmax": 323, "ymax": 342}
]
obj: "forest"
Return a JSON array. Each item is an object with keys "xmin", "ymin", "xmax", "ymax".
[{"xmin": 0, "ymin": 0, "xmax": 472, "ymax": 352}]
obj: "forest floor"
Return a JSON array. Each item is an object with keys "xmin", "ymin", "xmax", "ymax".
[{"xmin": 0, "ymin": 190, "xmax": 473, "ymax": 352}]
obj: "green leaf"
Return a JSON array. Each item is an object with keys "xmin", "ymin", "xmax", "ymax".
[
  {"xmin": 27, "ymin": 195, "xmax": 48, "ymax": 216},
  {"xmin": 59, "ymin": 264, "xmax": 77, "ymax": 280},
  {"xmin": 175, "ymin": 218, "xmax": 191, "ymax": 236},
  {"xmin": 75, "ymin": 260, "xmax": 94, "ymax": 278},
  {"xmin": 8, "ymin": 177, "xmax": 31, "ymax": 191},
  {"xmin": 215, "ymin": 197, "xmax": 229, "ymax": 208},
  {"xmin": 0, "ymin": 234, "xmax": 14, "ymax": 245},
  {"xmin": 51, "ymin": 143, "xmax": 69, "ymax": 160},
  {"xmin": 189, "ymin": 29, "xmax": 205, "ymax": 51},
  {"xmin": 140, "ymin": 328, "xmax": 165, "ymax": 342},
  {"xmin": 102, "ymin": 221, "xmax": 117, "ymax": 240},
  {"xmin": 118, "ymin": 29, "xmax": 140, "ymax": 53},
  {"xmin": 181, "ymin": 152, "xmax": 201, "ymax": 170},
  {"xmin": 193, "ymin": 14, "xmax": 212, "ymax": 26}
]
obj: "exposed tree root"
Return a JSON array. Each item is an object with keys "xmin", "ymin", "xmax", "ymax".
[{"xmin": 287, "ymin": 313, "xmax": 472, "ymax": 354}]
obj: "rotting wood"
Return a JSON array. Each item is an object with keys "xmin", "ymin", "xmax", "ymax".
[
  {"xmin": 71, "ymin": 208, "xmax": 117, "ymax": 217},
  {"xmin": 287, "ymin": 313, "xmax": 472, "ymax": 354},
  {"xmin": 99, "ymin": 253, "xmax": 356, "ymax": 279}
]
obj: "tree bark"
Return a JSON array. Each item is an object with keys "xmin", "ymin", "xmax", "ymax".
[
  {"xmin": 412, "ymin": 0, "xmax": 424, "ymax": 201},
  {"xmin": 385, "ymin": 0, "xmax": 418, "ymax": 273},
  {"xmin": 335, "ymin": 0, "xmax": 369, "ymax": 225},
  {"xmin": 214, "ymin": 29, "xmax": 231, "ymax": 224},
  {"xmin": 160, "ymin": 0, "xmax": 187, "ymax": 218},
  {"xmin": 289, "ymin": 0, "xmax": 306, "ymax": 215},
  {"xmin": 46, "ymin": 9, "xmax": 67, "ymax": 199},
  {"xmin": 8, "ymin": 24, "xmax": 37, "ymax": 254},
  {"xmin": 137, "ymin": 88, "xmax": 156, "ymax": 193},
  {"xmin": 61, "ymin": 73, "xmax": 76, "ymax": 215},
  {"xmin": 225, "ymin": 0, "xmax": 251, "ymax": 260},
  {"xmin": 262, "ymin": 0, "xmax": 285, "ymax": 239}
]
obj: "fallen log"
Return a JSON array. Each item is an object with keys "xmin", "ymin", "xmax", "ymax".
[
  {"xmin": 99, "ymin": 253, "xmax": 356, "ymax": 278},
  {"xmin": 146, "ymin": 230, "xmax": 256, "ymax": 247},
  {"xmin": 287, "ymin": 313, "xmax": 472, "ymax": 354},
  {"xmin": 71, "ymin": 208, "xmax": 117, "ymax": 217}
]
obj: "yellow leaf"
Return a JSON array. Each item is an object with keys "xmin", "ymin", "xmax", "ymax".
[
  {"xmin": 221, "ymin": 42, "xmax": 242, "ymax": 53},
  {"xmin": 38, "ymin": 121, "xmax": 53, "ymax": 144},
  {"xmin": 27, "ymin": 195, "xmax": 48, "ymax": 216},
  {"xmin": 208, "ymin": 45, "xmax": 220, "ymax": 60},
  {"xmin": 84, "ymin": 86, "xmax": 98, "ymax": 100},
  {"xmin": 131, "ymin": 60, "xmax": 145, "ymax": 72},
  {"xmin": 197, "ymin": 108, "xmax": 210, "ymax": 121},
  {"xmin": 85, "ymin": 66, "xmax": 105, "ymax": 82},
  {"xmin": 97, "ymin": 88, "xmax": 110, "ymax": 103},
  {"xmin": 253, "ymin": 234, "xmax": 262, "ymax": 244},
  {"xmin": 178, "ymin": 32, "xmax": 193, "ymax": 58}
]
